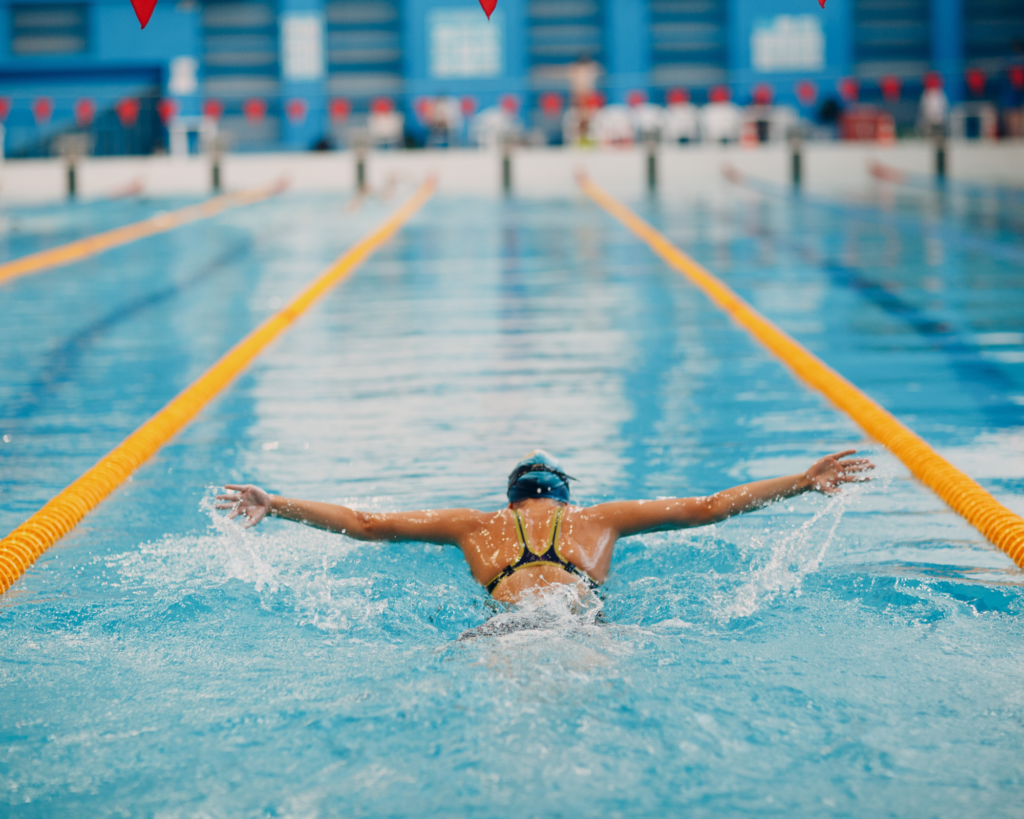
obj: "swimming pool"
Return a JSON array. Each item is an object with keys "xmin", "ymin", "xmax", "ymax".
[{"xmin": 2, "ymin": 179, "xmax": 1023, "ymax": 816}]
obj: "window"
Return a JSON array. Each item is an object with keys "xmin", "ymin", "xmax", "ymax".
[{"xmin": 11, "ymin": 4, "xmax": 87, "ymax": 56}]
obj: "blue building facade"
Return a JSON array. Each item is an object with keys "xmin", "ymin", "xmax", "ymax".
[{"xmin": 1, "ymin": 0, "xmax": 1022, "ymax": 153}]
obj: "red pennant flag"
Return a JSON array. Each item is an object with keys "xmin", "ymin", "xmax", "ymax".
[
  {"xmin": 795, "ymin": 80, "xmax": 817, "ymax": 106},
  {"xmin": 818, "ymin": 0, "xmax": 826, "ymax": 7},
  {"xmin": 75, "ymin": 98, "xmax": 95, "ymax": 127},
  {"xmin": 131, "ymin": 0, "xmax": 157, "ymax": 28},
  {"xmin": 157, "ymin": 98, "xmax": 178, "ymax": 124},
  {"xmin": 203, "ymin": 99, "xmax": 224, "ymax": 120},
  {"xmin": 1010, "ymin": 66, "xmax": 1024, "ymax": 91},
  {"xmin": 117, "ymin": 98, "xmax": 140, "ymax": 128},
  {"xmin": 666, "ymin": 88, "xmax": 690, "ymax": 105},
  {"xmin": 0, "ymin": 98, "xmax": 10, "ymax": 122},
  {"xmin": 479, "ymin": 0, "xmax": 496, "ymax": 19},
  {"xmin": 285, "ymin": 98, "xmax": 307, "ymax": 124},
  {"xmin": 500, "ymin": 94, "xmax": 520, "ymax": 115},
  {"xmin": 539, "ymin": 92, "xmax": 562, "ymax": 117},
  {"xmin": 879, "ymin": 75, "xmax": 901, "ymax": 102},
  {"xmin": 752, "ymin": 83, "xmax": 774, "ymax": 105},
  {"xmin": 371, "ymin": 97, "xmax": 394, "ymax": 114},
  {"xmin": 965, "ymin": 68, "xmax": 986, "ymax": 97},
  {"xmin": 329, "ymin": 97, "xmax": 351, "ymax": 122},
  {"xmin": 414, "ymin": 97, "xmax": 434, "ymax": 122},
  {"xmin": 838, "ymin": 77, "xmax": 859, "ymax": 102},
  {"xmin": 460, "ymin": 96, "xmax": 477, "ymax": 116},
  {"xmin": 32, "ymin": 97, "xmax": 53, "ymax": 125},
  {"xmin": 243, "ymin": 98, "xmax": 267, "ymax": 123}
]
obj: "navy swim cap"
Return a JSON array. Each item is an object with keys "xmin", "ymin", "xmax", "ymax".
[{"xmin": 507, "ymin": 450, "xmax": 575, "ymax": 504}]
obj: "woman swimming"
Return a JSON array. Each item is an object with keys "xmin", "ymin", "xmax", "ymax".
[{"xmin": 216, "ymin": 449, "xmax": 873, "ymax": 604}]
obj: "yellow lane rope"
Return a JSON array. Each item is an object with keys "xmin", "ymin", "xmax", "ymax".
[
  {"xmin": 579, "ymin": 175, "xmax": 1024, "ymax": 566},
  {"xmin": 0, "ymin": 179, "xmax": 437, "ymax": 595},
  {"xmin": 0, "ymin": 181, "xmax": 286, "ymax": 287}
]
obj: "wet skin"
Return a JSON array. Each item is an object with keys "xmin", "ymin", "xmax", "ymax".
[{"xmin": 217, "ymin": 450, "xmax": 873, "ymax": 604}]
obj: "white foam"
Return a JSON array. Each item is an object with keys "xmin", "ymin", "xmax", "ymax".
[
  {"xmin": 711, "ymin": 483, "xmax": 870, "ymax": 622},
  {"xmin": 106, "ymin": 490, "xmax": 382, "ymax": 633}
]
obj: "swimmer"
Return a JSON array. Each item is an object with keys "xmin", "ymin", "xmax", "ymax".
[{"xmin": 217, "ymin": 449, "xmax": 873, "ymax": 604}]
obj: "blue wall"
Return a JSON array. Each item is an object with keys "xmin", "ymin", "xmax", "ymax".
[
  {"xmin": 604, "ymin": 0, "xmax": 649, "ymax": 103},
  {"xmin": 0, "ymin": 0, "xmax": 200, "ymax": 153},
  {"xmin": 728, "ymin": 0, "xmax": 854, "ymax": 105},
  {"xmin": 0, "ymin": 0, "xmax": 1012, "ymax": 152},
  {"xmin": 931, "ymin": 0, "xmax": 964, "ymax": 101},
  {"xmin": 401, "ymin": 0, "xmax": 527, "ymax": 108}
]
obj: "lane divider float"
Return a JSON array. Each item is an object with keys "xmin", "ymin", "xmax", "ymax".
[
  {"xmin": 578, "ymin": 174, "xmax": 1024, "ymax": 566},
  {"xmin": 0, "ymin": 179, "xmax": 287, "ymax": 287},
  {"xmin": 0, "ymin": 179, "xmax": 437, "ymax": 595}
]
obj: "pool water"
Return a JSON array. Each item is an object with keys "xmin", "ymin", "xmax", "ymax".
[{"xmin": 1, "ymin": 181, "xmax": 1023, "ymax": 816}]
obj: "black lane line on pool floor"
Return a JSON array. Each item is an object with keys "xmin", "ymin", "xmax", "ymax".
[
  {"xmin": 722, "ymin": 210, "xmax": 1023, "ymax": 428},
  {"xmin": 727, "ymin": 170, "xmax": 1024, "ymax": 267},
  {"xmin": 1, "ymin": 235, "xmax": 254, "ymax": 427},
  {"xmin": 692, "ymin": 200, "xmax": 1024, "ymax": 429}
]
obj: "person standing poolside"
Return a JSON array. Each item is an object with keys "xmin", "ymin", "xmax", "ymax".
[{"xmin": 217, "ymin": 449, "xmax": 873, "ymax": 604}]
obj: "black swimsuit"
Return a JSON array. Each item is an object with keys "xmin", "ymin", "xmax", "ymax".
[{"xmin": 485, "ymin": 507, "xmax": 599, "ymax": 594}]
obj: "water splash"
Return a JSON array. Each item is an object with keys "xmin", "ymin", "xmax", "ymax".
[
  {"xmin": 711, "ymin": 489, "xmax": 856, "ymax": 622},
  {"xmin": 106, "ymin": 490, "xmax": 395, "ymax": 633},
  {"xmin": 458, "ymin": 580, "xmax": 604, "ymax": 641}
]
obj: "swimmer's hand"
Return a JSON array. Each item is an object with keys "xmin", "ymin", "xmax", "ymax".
[
  {"xmin": 216, "ymin": 484, "xmax": 273, "ymax": 527},
  {"xmin": 805, "ymin": 450, "xmax": 874, "ymax": 494}
]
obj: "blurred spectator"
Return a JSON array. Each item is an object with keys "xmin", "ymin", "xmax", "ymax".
[
  {"xmin": 748, "ymin": 83, "xmax": 774, "ymax": 141},
  {"xmin": 592, "ymin": 104, "xmax": 634, "ymax": 146},
  {"xmin": 425, "ymin": 95, "xmax": 463, "ymax": 147},
  {"xmin": 816, "ymin": 96, "xmax": 842, "ymax": 138},
  {"xmin": 700, "ymin": 86, "xmax": 742, "ymax": 143},
  {"xmin": 470, "ymin": 104, "xmax": 522, "ymax": 149},
  {"xmin": 662, "ymin": 89, "xmax": 699, "ymax": 143},
  {"xmin": 534, "ymin": 92, "xmax": 564, "ymax": 146},
  {"xmin": 661, "ymin": 90, "xmax": 696, "ymax": 143},
  {"xmin": 369, "ymin": 98, "xmax": 404, "ymax": 148},
  {"xmin": 628, "ymin": 92, "xmax": 663, "ymax": 143},
  {"xmin": 918, "ymin": 72, "xmax": 948, "ymax": 136},
  {"xmin": 568, "ymin": 54, "xmax": 601, "ymax": 110},
  {"xmin": 561, "ymin": 105, "xmax": 583, "ymax": 146},
  {"xmin": 563, "ymin": 91, "xmax": 603, "ymax": 146}
]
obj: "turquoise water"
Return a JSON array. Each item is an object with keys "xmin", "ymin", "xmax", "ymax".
[{"xmin": 1, "ymin": 182, "xmax": 1023, "ymax": 816}]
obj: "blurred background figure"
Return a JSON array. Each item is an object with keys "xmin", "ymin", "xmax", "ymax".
[
  {"xmin": 918, "ymin": 72, "xmax": 949, "ymax": 137},
  {"xmin": 421, "ymin": 95, "xmax": 463, "ymax": 148},
  {"xmin": 369, "ymin": 98, "xmax": 404, "ymax": 149},
  {"xmin": 663, "ymin": 88, "xmax": 699, "ymax": 144},
  {"xmin": 562, "ymin": 91, "xmax": 603, "ymax": 147},
  {"xmin": 534, "ymin": 93, "xmax": 564, "ymax": 146},
  {"xmin": 628, "ymin": 91, "xmax": 663, "ymax": 144},
  {"xmin": 700, "ymin": 86, "xmax": 742, "ymax": 143},
  {"xmin": 748, "ymin": 84, "xmax": 774, "ymax": 142},
  {"xmin": 470, "ymin": 95, "xmax": 522, "ymax": 149},
  {"xmin": 567, "ymin": 54, "xmax": 601, "ymax": 111},
  {"xmin": 592, "ymin": 103, "xmax": 633, "ymax": 146}
]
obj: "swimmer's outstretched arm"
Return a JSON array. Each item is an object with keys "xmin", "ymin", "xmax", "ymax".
[
  {"xmin": 590, "ymin": 450, "xmax": 873, "ymax": 538},
  {"xmin": 215, "ymin": 484, "xmax": 479, "ymax": 545}
]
